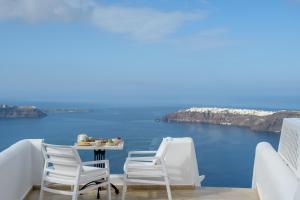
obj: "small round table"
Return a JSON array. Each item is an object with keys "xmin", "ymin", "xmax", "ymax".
[{"xmin": 75, "ymin": 142, "xmax": 124, "ymax": 199}]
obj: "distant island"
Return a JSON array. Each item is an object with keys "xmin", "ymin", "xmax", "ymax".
[
  {"xmin": 0, "ymin": 105, "xmax": 47, "ymax": 119},
  {"xmin": 163, "ymin": 107, "xmax": 300, "ymax": 133},
  {"xmin": 0, "ymin": 105, "xmax": 92, "ymax": 119}
]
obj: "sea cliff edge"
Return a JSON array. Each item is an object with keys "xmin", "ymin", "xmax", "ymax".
[{"xmin": 163, "ymin": 107, "xmax": 300, "ymax": 133}]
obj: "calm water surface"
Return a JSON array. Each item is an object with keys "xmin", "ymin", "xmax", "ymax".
[{"xmin": 0, "ymin": 106, "xmax": 280, "ymax": 188}]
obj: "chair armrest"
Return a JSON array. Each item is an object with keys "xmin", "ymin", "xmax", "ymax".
[
  {"xmin": 82, "ymin": 160, "xmax": 109, "ymax": 167},
  {"xmin": 128, "ymin": 151, "xmax": 157, "ymax": 157},
  {"xmin": 126, "ymin": 156, "xmax": 160, "ymax": 162}
]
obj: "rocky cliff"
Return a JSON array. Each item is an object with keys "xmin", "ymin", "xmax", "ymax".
[
  {"xmin": 163, "ymin": 107, "xmax": 300, "ymax": 133},
  {"xmin": 0, "ymin": 105, "xmax": 47, "ymax": 119}
]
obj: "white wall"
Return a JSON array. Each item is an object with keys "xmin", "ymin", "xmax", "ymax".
[
  {"xmin": 278, "ymin": 118, "xmax": 300, "ymax": 178},
  {"xmin": 252, "ymin": 142, "xmax": 299, "ymax": 200},
  {"xmin": 252, "ymin": 118, "xmax": 300, "ymax": 200},
  {"xmin": 0, "ymin": 139, "xmax": 43, "ymax": 200},
  {"xmin": 30, "ymin": 140, "xmax": 44, "ymax": 186}
]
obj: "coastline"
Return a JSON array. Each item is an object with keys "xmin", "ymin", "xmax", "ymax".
[
  {"xmin": 0, "ymin": 104, "xmax": 91, "ymax": 119},
  {"xmin": 163, "ymin": 107, "xmax": 300, "ymax": 133}
]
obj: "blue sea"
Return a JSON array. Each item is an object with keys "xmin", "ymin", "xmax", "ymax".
[{"xmin": 0, "ymin": 104, "xmax": 280, "ymax": 188}]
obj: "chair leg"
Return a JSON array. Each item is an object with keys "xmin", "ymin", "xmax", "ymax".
[
  {"xmin": 107, "ymin": 182, "xmax": 111, "ymax": 200},
  {"xmin": 164, "ymin": 175, "xmax": 172, "ymax": 200},
  {"xmin": 97, "ymin": 187, "xmax": 101, "ymax": 199},
  {"xmin": 39, "ymin": 180, "xmax": 45, "ymax": 200},
  {"xmin": 39, "ymin": 188, "xmax": 44, "ymax": 200},
  {"xmin": 72, "ymin": 184, "xmax": 79, "ymax": 200},
  {"xmin": 121, "ymin": 174, "xmax": 127, "ymax": 200}
]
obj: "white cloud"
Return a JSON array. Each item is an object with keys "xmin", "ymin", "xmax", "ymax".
[
  {"xmin": 0, "ymin": 0, "xmax": 207, "ymax": 41},
  {"xmin": 0, "ymin": 1, "xmax": 233, "ymax": 49},
  {"xmin": 91, "ymin": 6, "xmax": 206, "ymax": 41},
  {"xmin": 0, "ymin": 0, "xmax": 94, "ymax": 22}
]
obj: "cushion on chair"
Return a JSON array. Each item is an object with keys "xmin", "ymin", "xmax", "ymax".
[
  {"xmin": 124, "ymin": 160, "xmax": 155, "ymax": 171},
  {"xmin": 82, "ymin": 166, "xmax": 107, "ymax": 176},
  {"xmin": 124, "ymin": 160, "xmax": 164, "ymax": 177},
  {"xmin": 46, "ymin": 166, "xmax": 107, "ymax": 184},
  {"xmin": 79, "ymin": 166, "xmax": 109, "ymax": 184}
]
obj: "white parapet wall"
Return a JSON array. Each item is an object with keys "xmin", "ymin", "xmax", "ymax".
[
  {"xmin": 252, "ymin": 118, "xmax": 300, "ymax": 200},
  {"xmin": 252, "ymin": 142, "xmax": 299, "ymax": 200},
  {"xmin": 0, "ymin": 139, "xmax": 44, "ymax": 200},
  {"xmin": 278, "ymin": 118, "xmax": 300, "ymax": 177}
]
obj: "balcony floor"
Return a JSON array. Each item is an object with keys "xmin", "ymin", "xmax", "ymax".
[{"xmin": 26, "ymin": 187, "xmax": 259, "ymax": 200}]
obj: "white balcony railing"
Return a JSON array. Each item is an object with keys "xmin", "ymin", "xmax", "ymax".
[
  {"xmin": 252, "ymin": 118, "xmax": 300, "ymax": 200},
  {"xmin": 0, "ymin": 139, "xmax": 43, "ymax": 200}
]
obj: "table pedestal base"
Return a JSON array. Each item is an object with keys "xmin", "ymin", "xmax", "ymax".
[{"xmin": 80, "ymin": 150, "xmax": 120, "ymax": 199}]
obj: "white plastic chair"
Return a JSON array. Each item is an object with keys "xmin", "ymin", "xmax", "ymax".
[
  {"xmin": 39, "ymin": 143, "xmax": 111, "ymax": 200},
  {"xmin": 122, "ymin": 137, "xmax": 172, "ymax": 200}
]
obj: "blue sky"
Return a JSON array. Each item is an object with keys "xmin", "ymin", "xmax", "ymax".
[{"xmin": 0, "ymin": 0, "xmax": 299, "ymax": 107}]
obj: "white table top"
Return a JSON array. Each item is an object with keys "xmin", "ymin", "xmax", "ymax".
[{"xmin": 74, "ymin": 141, "xmax": 124, "ymax": 151}]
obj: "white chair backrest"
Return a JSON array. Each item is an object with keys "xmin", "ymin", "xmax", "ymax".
[
  {"xmin": 154, "ymin": 137, "xmax": 172, "ymax": 164},
  {"xmin": 42, "ymin": 143, "xmax": 82, "ymax": 176},
  {"xmin": 278, "ymin": 118, "xmax": 300, "ymax": 178}
]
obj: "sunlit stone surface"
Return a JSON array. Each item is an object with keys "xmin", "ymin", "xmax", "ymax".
[{"xmin": 26, "ymin": 187, "xmax": 259, "ymax": 200}]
